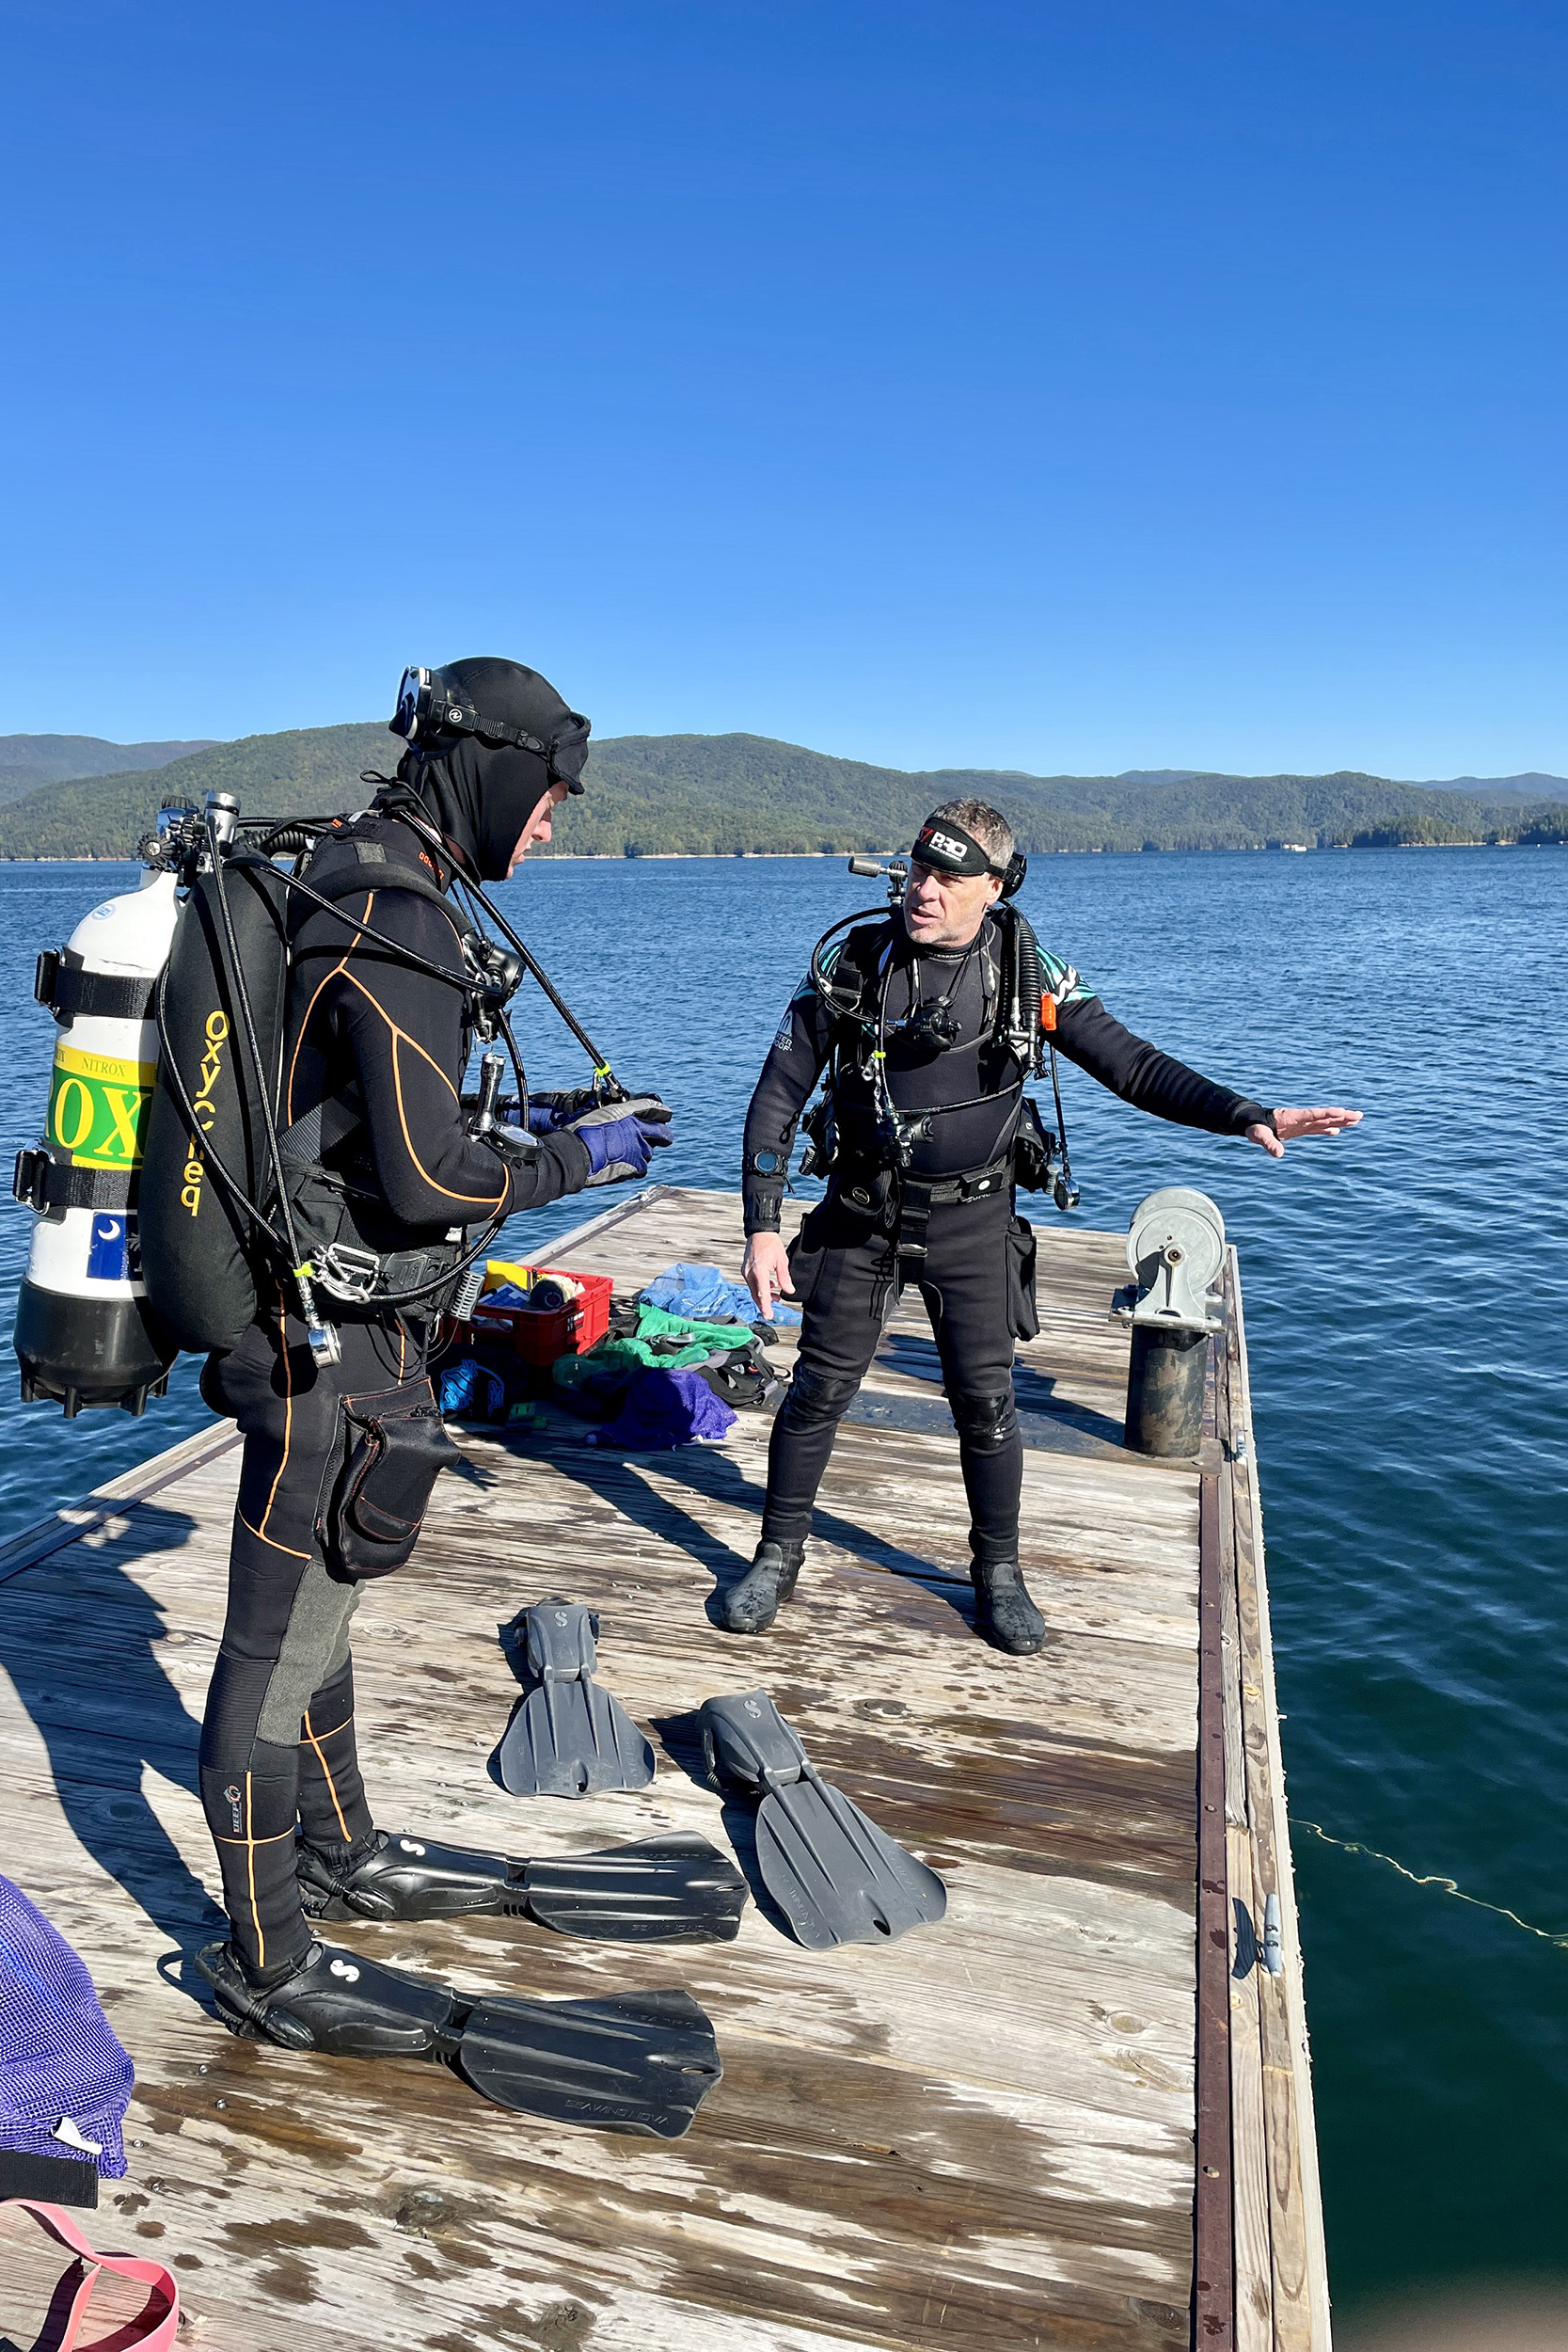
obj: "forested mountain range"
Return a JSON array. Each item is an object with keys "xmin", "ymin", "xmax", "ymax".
[
  {"xmin": 0, "ymin": 733, "xmax": 216, "ymax": 808},
  {"xmin": 0, "ymin": 723, "xmax": 1563, "ymax": 859}
]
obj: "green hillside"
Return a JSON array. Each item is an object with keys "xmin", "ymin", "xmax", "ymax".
[
  {"xmin": 0, "ymin": 723, "xmax": 1563, "ymax": 861},
  {"xmin": 0, "ymin": 732, "xmax": 217, "ymax": 809}
]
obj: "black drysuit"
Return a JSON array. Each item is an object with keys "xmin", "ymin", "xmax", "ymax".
[
  {"xmin": 742, "ymin": 912, "xmax": 1271, "ymax": 1562},
  {"xmin": 197, "ymin": 811, "xmax": 591, "ymax": 1976}
]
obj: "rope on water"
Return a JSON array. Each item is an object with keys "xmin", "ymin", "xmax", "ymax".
[{"xmin": 1296, "ymin": 1820, "xmax": 1568, "ymax": 1950}]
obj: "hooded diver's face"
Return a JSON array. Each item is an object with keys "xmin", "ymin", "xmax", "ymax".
[
  {"xmin": 507, "ymin": 780, "xmax": 570, "ymax": 876},
  {"xmin": 902, "ymin": 861, "xmax": 1003, "ymax": 949}
]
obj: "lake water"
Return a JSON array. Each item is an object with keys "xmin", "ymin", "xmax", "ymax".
[{"xmin": 0, "ymin": 846, "xmax": 1562, "ymax": 2328}]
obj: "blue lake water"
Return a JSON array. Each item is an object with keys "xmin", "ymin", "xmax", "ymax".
[{"xmin": 0, "ymin": 845, "xmax": 1562, "ymax": 2322}]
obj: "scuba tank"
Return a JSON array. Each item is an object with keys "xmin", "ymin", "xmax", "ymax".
[{"xmin": 12, "ymin": 847, "xmax": 182, "ymax": 1416}]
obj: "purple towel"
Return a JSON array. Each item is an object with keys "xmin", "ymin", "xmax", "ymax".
[
  {"xmin": 586, "ymin": 1367, "xmax": 737, "ymax": 1451},
  {"xmin": 0, "ymin": 1874, "xmax": 134, "ymax": 2178}
]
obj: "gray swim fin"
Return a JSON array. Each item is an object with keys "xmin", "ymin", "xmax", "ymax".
[
  {"xmin": 499, "ymin": 1598, "xmax": 657, "ymax": 1799},
  {"xmin": 700, "ymin": 1691, "xmax": 947, "ymax": 1951}
]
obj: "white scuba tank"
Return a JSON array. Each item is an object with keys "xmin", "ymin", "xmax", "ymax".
[{"xmin": 12, "ymin": 864, "xmax": 181, "ymax": 1416}]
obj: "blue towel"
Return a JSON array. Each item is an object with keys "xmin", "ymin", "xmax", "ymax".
[
  {"xmin": 639, "ymin": 1259, "xmax": 800, "ymax": 1327},
  {"xmin": 586, "ymin": 1367, "xmax": 737, "ymax": 1451},
  {"xmin": 0, "ymin": 1875, "xmax": 134, "ymax": 2179}
]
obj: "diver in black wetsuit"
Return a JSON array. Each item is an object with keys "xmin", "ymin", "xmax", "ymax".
[
  {"xmin": 734, "ymin": 797, "xmax": 1360, "ymax": 1655},
  {"xmin": 194, "ymin": 658, "xmax": 673, "ymax": 2040}
]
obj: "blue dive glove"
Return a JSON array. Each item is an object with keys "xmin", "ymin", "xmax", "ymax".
[
  {"xmin": 500, "ymin": 1089, "xmax": 610, "ymax": 1136},
  {"xmin": 565, "ymin": 1096, "xmax": 674, "ymax": 1187}
]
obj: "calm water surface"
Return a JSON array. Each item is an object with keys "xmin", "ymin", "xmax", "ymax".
[{"xmin": 0, "ymin": 847, "xmax": 1562, "ymax": 2320}]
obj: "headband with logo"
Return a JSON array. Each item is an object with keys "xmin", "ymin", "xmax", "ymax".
[{"xmin": 911, "ymin": 816, "xmax": 1027, "ymax": 898}]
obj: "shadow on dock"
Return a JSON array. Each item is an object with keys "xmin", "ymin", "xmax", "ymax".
[{"xmin": 0, "ymin": 1502, "xmax": 227, "ymax": 1958}]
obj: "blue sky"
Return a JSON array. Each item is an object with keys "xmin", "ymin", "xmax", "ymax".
[{"xmin": 2, "ymin": 0, "xmax": 1563, "ymax": 776}]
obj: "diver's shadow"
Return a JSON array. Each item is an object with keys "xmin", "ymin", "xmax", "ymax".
[
  {"xmin": 648, "ymin": 1707, "xmax": 799, "ymax": 1944},
  {"xmin": 532, "ymin": 1424, "xmax": 975, "ymax": 1629},
  {"xmin": 0, "ymin": 1502, "xmax": 227, "ymax": 1967}
]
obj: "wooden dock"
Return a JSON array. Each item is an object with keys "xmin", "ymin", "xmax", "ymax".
[{"xmin": 0, "ymin": 1186, "xmax": 1329, "ymax": 2351}]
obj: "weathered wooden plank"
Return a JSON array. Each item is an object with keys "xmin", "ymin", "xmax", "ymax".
[
  {"xmin": 1226, "ymin": 1821, "xmax": 1273, "ymax": 2352},
  {"xmin": 1223, "ymin": 1255, "xmax": 1330, "ymax": 2351}
]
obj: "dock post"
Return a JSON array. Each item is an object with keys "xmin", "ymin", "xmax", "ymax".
[
  {"xmin": 1125, "ymin": 1322, "xmax": 1210, "ymax": 1455},
  {"xmin": 1114, "ymin": 1187, "xmax": 1227, "ymax": 1458}
]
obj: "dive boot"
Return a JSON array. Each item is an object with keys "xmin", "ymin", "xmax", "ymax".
[
  {"xmin": 297, "ymin": 1827, "xmax": 750, "ymax": 1943},
  {"xmin": 970, "ymin": 1550, "xmax": 1048, "ymax": 1656},
  {"xmin": 718, "ymin": 1539, "xmax": 805, "ymax": 1634},
  {"xmin": 193, "ymin": 1938, "xmax": 722, "ymax": 2137}
]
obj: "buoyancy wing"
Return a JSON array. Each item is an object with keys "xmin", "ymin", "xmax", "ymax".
[
  {"xmin": 521, "ymin": 1835, "xmax": 749, "ymax": 1944},
  {"xmin": 754, "ymin": 1771, "xmax": 948, "ymax": 1951},
  {"xmin": 498, "ymin": 1677, "xmax": 656, "ymax": 1799},
  {"xmin": 456, "ymin": 1989, "xmax": 721, "ymax": 2137}
]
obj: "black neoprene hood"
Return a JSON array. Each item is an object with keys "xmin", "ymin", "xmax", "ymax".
[{"xmin": 396, "ymin": 657, "xmax": 591, "ymax": 882}]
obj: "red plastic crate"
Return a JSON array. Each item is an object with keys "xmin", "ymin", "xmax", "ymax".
[{"xmin": 467, "ymin": 1268, "xmax": 614, "ymax": 1366}]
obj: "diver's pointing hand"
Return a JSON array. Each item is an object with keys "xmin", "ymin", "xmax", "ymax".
[
  {"xmin": 744, "ymin": 1232, "xmax": 795, "ymax": 1324},
  {"xmin": 1246, "ymin": 1106, "xmax": 1363, "ymax": 1159}
]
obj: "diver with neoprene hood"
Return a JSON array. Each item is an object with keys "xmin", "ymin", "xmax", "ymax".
[
  {"xmin": 736, "ymin": 798, "xmax": 1361, "ymax": 1655},
  {"xmin": 156, "ymin": 659, "xmax": 683, "ymax": 2070}
]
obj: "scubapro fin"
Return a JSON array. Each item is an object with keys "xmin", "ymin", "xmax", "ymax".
[
  {"xmin": 700, "ymin": 1690, "xmax": 947, "ymax": 1952},
  {"xmin": 298, "ymin": 1829, "xmax": 749, "ymax": 1943},
  {"xmin": 498, "ymin": 1597, "xmax": 656, "ymax": 1799},
  {"xmin": 194, "ymin": 1940, "xmax": 721, "ymax": 2137}
]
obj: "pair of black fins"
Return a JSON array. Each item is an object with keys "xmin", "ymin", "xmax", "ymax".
[
  {"xmin": 494, "ymin": 1601, "xmax": 944, "ymax": 1951},
  {"xmin": 270, "ymin": 1823, "xmax": 747, "ymax": 2138}
]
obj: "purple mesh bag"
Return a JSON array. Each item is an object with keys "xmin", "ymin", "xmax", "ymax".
[{"xmin": 0, "ymin": 1873, "xmax": 134, "ymax": 2178}]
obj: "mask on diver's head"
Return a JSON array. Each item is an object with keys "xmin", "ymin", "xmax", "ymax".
[{"xmin": 390, "ymin": 665, "xmax": 590, "ymax": 794}]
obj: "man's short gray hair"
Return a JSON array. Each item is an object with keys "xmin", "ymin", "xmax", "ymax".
[{"xmin": 928, "ymin": 798, "xmax": 1014, "ymax": 867}]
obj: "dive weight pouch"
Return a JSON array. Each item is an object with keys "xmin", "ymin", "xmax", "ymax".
[{"xmin": 321, "ymin": 1384, "xmax": 460, "ymax": 1580}]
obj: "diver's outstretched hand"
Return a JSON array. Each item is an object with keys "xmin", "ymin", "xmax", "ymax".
[{"xmin": 1246, "ymin": 1105, "xmax": 1363, "ymax": 1160}]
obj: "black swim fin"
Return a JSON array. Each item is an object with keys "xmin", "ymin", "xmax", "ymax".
[
  {"xmin": 498, "ymin": 1598, "xmax": 656, "ymax": 1799},
  {"xmin": 298, "ymin": 1828, "xmax": 749, "ymax": 1943},
  {"xmin": 701, "ymin": 1690, "xmax": 947, "ymax": 1952},
  {"xmin": 195, "ymin": 1940, "xmax": 721, "ymax": 2137}
]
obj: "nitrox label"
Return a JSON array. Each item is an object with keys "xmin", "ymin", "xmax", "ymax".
[{"xmin": 46, "ymin": 1043, "xmax": 156, "ymax": 1169}]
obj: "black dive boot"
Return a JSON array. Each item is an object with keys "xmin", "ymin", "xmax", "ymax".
[
  {"xmin": 718, "ymin": 1539, "xmax": 806, "ymax": 1634},
  {"xmin": 297, "ymin": 1827, "xmax": 752, "ymax": 1943},
  {"xmin": 970, "ymin": 1549, "xmax": 1048, "ymax": 1656},
  {"xmin": 196, "ymin": 1935, "xmax": 467, "ymax": 2058},
  {"xmin": 297, "ymin": 1829, "xmax": 529, "ymax": 1922}
]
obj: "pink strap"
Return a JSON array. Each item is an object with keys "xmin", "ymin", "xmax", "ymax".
[{"xmin": 0, "ymin": 2198, "xmax": 180, "ymax": 2350}]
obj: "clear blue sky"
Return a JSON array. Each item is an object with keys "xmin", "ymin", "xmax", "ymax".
[{"xmin": 2, "ymin": 1, "xmax": 1563, "ymax": 776}]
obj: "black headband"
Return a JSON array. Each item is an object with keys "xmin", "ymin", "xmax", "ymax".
[{"xmin": 911, "ymin": 817, "xmax": 1005, "ymax": 880}]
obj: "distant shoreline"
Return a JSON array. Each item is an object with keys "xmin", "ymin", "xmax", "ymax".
[{"xmin": 4, "ymin": 839, "xmax": 1560, "ymax": 867}]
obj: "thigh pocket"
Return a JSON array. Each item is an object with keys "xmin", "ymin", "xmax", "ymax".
[
  {"xmin": 1005, "ymin": 1216, "xmax": 1040, "ymax": 1343},
  {"xmin": 321, "ymin": 1383, "xmax": 461, "ymax": 1581}
]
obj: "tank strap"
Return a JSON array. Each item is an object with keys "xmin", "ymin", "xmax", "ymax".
[
  {"xmin": 35, "ymin": 951, "xmax": 156, "ymax": 1027},
  {"xmin": 13, "ymin": 1147, "xmax": 135, "ymax": 1216}
]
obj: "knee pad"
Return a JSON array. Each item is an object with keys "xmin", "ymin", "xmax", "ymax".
[
  {"xmin": 950, "ymin": 1388, "xmax": 1019, "ymax": 1454},
  {"xmin": 782, "ymin": 1364, "xmax": 862, "ymax": 1431}
]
